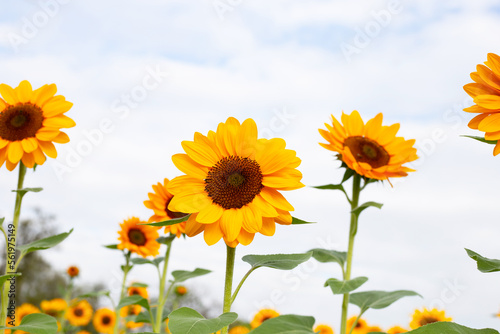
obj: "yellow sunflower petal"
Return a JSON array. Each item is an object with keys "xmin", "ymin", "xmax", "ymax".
[
  {"xmin": 494, "ymin": 141, "xmax": 500, "ymax": 156},
  {"xmin": 197, "ymin": 203, "xmax": 224, "ymax": 224},
  {"xmin": 38, "ymin": 141, "xmax": 57, "ymax": 158},
  {"xmin": 31, "ymin": 84, "xmax": 57, "ymax": 106},
  {"xmin": 241, "ymin": 205, "xmax": 262, "ymax": 233},
  {"xmin": 42, "ymin": 98, "xmax": 73, "ymax": 118},
  {"xmin": 35, "ymin": 128, "xmax": 60, "ymax": 141},
  {"xmin": 237, "ymin": 229, "xmax": 255, "ymax": 246},
  {"xmin": 203, "ymin": 222, "xmax": 223, "ymax": 245},
  {"xmin": 52, "ymin": 132, "xmax": 70, "ymax": 144},
  {"xmin": 236, "ymin": 118, "xmax": 258, "ymax": 157},
  {"xmin": 0, "ymin": 83, "xmax": 19, "ymax": 104},
  {"xmin": 260, "ymin": 217, "xmax": 276, "ymax": 236},
  {"xmin": 21, "ymin": 152, "xmax": 35, "ymax": 168},
  {"xmin": 16, "ymin": 80, "xmax": 33, "ymax": 103},
  {"xmin": 168, "ymin": 192, "xmax": 211, "ymax": 213},
  {"xmin": 474, "ymin": 94, "xmax": 500, "ymax": 110},
  {"xmin": 182, "ymin": 140, "xmax": 220, "ymax": 167},
  {"xmin": 219, "ymin": 209, "xmax": 243, "ymax": 242},
  {"xmin": 260, "ymin": 187, "xmax": 294, "ymax": 211},
  {"xmin": 468, "ymin": 113, "xmax": 489, "ymax": 129},
  {"xmin": 43, "ymin": 115, "xmax": 76, "ymax": 128},
  {"xmin": 21, "ymin": 138, "xmax": 38, "ymax": 153},
  {"xmin": 7, "ymin": 141, "xmax": 23, "ymax": 163},
  {"xmin": 185, "ymin": 214, "xmax": 205, "ymax": 237},
  {"xmin": 251, "ymin": 195, "xmax": 278, "ymax": 217},
  {"xmin": 172, "ymin": 154, "xmax": 208, "ymax": 179},
  {"xmin": 478, "ymin": 113, "xmax": 500, "ymax": 132}
]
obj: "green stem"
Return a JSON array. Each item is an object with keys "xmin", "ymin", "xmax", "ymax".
[
  {"xmin": 113, "ymin": 251, "xmax": 131, "ymax": 334},
  {"xmin": 230, "ymin": 267, "xmax": 255, "ymax": 304},
  {"xmin": 0, "ymin": 163, "xmax": 27, "ymax": 334},
  {"xmin": 153, "ymin": 239, "xmax": 173, "ymax": 332},
  {"xmin": 340, "ymin": 173, "xmax": 361, "ymax": 334},
  {"xmin": 220, "ymin": 246, "xmax": 236, "ymax": 334}
]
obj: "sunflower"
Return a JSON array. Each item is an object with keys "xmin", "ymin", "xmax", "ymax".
[
  {"xmin": 76, "ymin": 331, "xmax": 92, "ymax": 334},
  {"xmin": 174, "ymin": 285, "xmax": 187, "ymax": 296},
  {"xmin": 119, "ymin": 304, "xmax": 143, "ymax": 329},
  {"xmin": 0, "ymin": 80, "xmax": 74, "ymax": 171},
  {"xmin": 144, "ymin": 178, "xmax": 188, "ymax": 237},
  {"xmin": 117, "ymin": 217, "xmax": 160, "ymax": 257},
  {"xmin": 12, "ymin": 303, "xmax": 40, "ymax": 334},
  {"xmin": 464, "ymin": 53, "xmax": 500, "ymax": 155},
  {"xmin": 346, "ymin": 316, "xmax": 368, "ymax": 334},
  {"xmin": 67, "ymin": 266, "xmax": 79, "ymax": 277},
  {"xmin": 409, "ymin": 308, "xmax": 452, "ymax": 329},
  {"xmin": 314, "ymin": 324, "xmax": 334, "ymax": 334},
  {"xmin": 319, "ymin": 111, "xmax": 418, "ymax": 181},
  {"xmin": 229, "ymin": 325, "xmax": 250, "ymax": 334},
  {"xmin": 65, "ymin": 300, "xmax": 93, "ymax": 326},
  {"xmin": 40, "ymin": 298, "xmax": 67, "ymax": 316},
  {"xmin": 167, "ymin": 117, "xmax": 303, "ymax": 247},
  {"xmin": 250, "ymin": 309, "xmax": 280, "ymax": 328},
  {"xmin": 93, "ymin": 308, "xmax": 116, "ymax": 334},
  {"xmin": 387, "ymin": 326, "xmax": 408, "ymax": 333},
  {"xmin": 128, "ymin": 285, "xmax": 149, "ymax": 299}
]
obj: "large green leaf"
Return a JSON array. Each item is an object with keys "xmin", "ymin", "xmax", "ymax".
[
  {"xmin": 167, "ymin": 307, "xmax": 237, "ymax": 334},
  {"xmin": 465, "ymin": 249, "xmax": 500, "ymax": 273},
  {"xmin": 291, "ymin": 217, "xmax": 315, "ymax": 225},
  {"xmin": 117, "ymin": 295, "xmax": 150, "ymax": 311},
  {"xmin": 349, "ymin": 290, "xmax": 420, "ymax": 313},
  {"xmin": 242, "ymin": 252, "xmax": 313, "ymax": 270},
  {"xmin": 310, "ymin": 248, "xmax": 347, "ymax": 268},
  {"xmin": 170, "ymin": 268, "xmax": 211, "ymax": 283},
  {"xmin": 351, "ymin": 202, "xmax": 383, "ymax": 217},
  {"xmin": 403, "ymin": 322, "xmax": 499, "ymax": 334},
  {"xmin": 12, "ymin": 187, "xmax": 43, "ymax": 198},
  {"xmin": 0, "ymin": 313, "xmax": 57, "ymax": 334},
  {"xmin": 247, "ymin": 314, "xmax": 316, "ymax": 334},
  {"xmin": 325, "ymin": 277, "xmax": 368, "ymax": 295},
  {"xmin": 462, "ymin": 135, "xmax": 497, "ymax": 145},
  {"xmin": 18, "ymin": 229, "xmax": 73, "ymax": 255},
  {"xmin": 144, "ymin": 215, "xmax": 190, "ymax": 227}
]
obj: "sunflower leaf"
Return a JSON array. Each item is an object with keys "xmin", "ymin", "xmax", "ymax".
[
  {"xmin": 349, "ymin": 290, "xmax": 421, "ymax": 314},
  {"xmin": 0, "ymin": 313, "xmax": 57, "ymax": 334},
  {"xmin": 167, "ymin": 307, "xmax": 237, "ymax": 334},
  {"xmin": 325, "ymin": 277, "xmax": 368, "ymax": 294},
  {"xmin": 157, "ymin": 235, "xmax": 176, "ymax": 244},
  {"xmin": 247, "ymin": 314, "xmax": 316, "ymax": 334},
  {"xmin": 310, "ymin": 248, "xmax": 347, "ymax": 269},
  {"xmin": 11, "ymin": 187, "xmax": 43, "ymax": 198},
  {"xmin": 461, "ymin": 135, "xmax": 497, "ymax": 145},
  {"xmin": 351, "ymin": 201, "xmax": 383, "ymax": 217},
  {"xmin": 78, "ymin": 290, "xmax": 110, "ymax": 298},
  {"xmin": 465, "ymin": 248, "xmax": 500, "ymax": 273},
  {"xmin": 117, "ymin": 295, "xmax": 150, "ymax": 312},
  {"xmin": 402, "ymin": 322, "xmax": 499, "ymax": 334},
  {"xmin": 0, "ymin": 273, "xmax": 21, "ymax": 286},
  {"xmin": 104, "ymin": 244, "xmax": 119, "ymax": 250},
  {"xmin": 134, "ymin": 311, "xmax": 152, "ymax": 324},
  {"xmin": 242, "ymin": 252, "xmax": 312, "ymax": 270},
  {"xmin": 18, "ymin": 229, "xmax": 73, "ymax": 255},
  {"xmin": 130, "ymin": 282, "xmax": 148, "ymax": 288},
  {"xmin": 170, "ymin": 268, "xmax": 211, "ymax": 283},
  {"xmin": 143, "ymin": 215, "xmax": 190, "ymax": 227},
  {"xmin": 291, "ymin": 217, "xmax": 315, "ymax": 225},
  {"xmin": 131, "ymin": 258, "xmax": 155, "ymax": 265}
]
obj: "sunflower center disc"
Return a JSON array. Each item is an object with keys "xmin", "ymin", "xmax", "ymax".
[
  {"xmin": 419, "ymin": 316, "xmax": 438, "ymax": 326},
  {"xmin": 0, "ymin": 103, "xmax": 44, "ymax": 141},
  {"xmin": 102, "ymin": 316, "xmax": 111, "ymax": 325},
  {"xmin": 344, "ymin": 136, "xmax": 390, "ymax": 168},
  {"xmin": 73, "ymin": 308, "xmax": 83, "ymax": 317},
  {"xmin": 165, "ymin": 197, "xmax": 188, "ymax": 219},
  {"xmin": 205, "ymin": 156, "xmax": 263, "ymax": 209},
  {"xmin": 128, "ymin": 228, "xmax": 147, "ymax": 246}
]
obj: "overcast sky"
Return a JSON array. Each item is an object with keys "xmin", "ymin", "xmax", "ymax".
[{"xmin": 1, "ymin": 0, "xmax": 500, "ymax": 331}]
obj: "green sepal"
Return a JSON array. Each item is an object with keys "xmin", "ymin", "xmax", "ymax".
[
  {"xmin": 291, "ymin": 217, "xmax": 315, "ymax": 225},
  {"xmin": 104, "ymin": 244, "xmax": 119, "ymax": 250}
]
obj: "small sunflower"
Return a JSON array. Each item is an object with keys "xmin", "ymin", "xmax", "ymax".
[
  {"xmin": 0, "ymin": 80, "xmax": 75, "ymax": 171},
  {"xmin": 250, "ymin": 309, "xmax": 280, "ymax": 328},
  {"xmin": 117, "ymin": 217, "xmax": 160, "ymax": 257},
  {"xmin": 314, "ymin": 324, "xmax": 334, "ymax": 334},
  {"xmin": 128, "ymin": 285, "xmax": 149, "ymax": 299},
  {"xmin": 144, "ymin": 178, "xmax": 188, "ymax": 237},
  {"xmin": 319, "ymin": 111, "xmax": 418, "ymax": 181},
  {"xmin": 410, "ymin": 308, "xmax": 452, "ymax": 329},
  {"xmin": 167, "ymin": 117, "xmax": 304, "ymax": 247},
  {"xmin": 65, "ymin": 300, "xmax": 93, "ymax": 326},
  {"xmin": 229, "ymin": 325, "xmax": 250, "ymax": 334},
  {"xmin": 174, "ymin": 285, "xmax": 188, "ymax": 296},
  {"xmin": 119, "ymin": 304, "xmax": 143, "ymax": 329},
  {"xmin": 93, "ymin": 308, "xmax": 116, "ymax": 334},
  {"xmin": 387, "ymin": 326, "xmax": 408, "ymax": 333},
  {"xmin": 76, "ymin": 331, "xmax": 92, "ymax": 334},
  {"xmin": 346, "ymin": 316, "xmax": 368, "ymax": 334},
  {"xmin": 464, "ymin": 53, "xmax": 500, "ymax": 155},
  {"xmin": 67, "ymin": 266, "xmax": 79, "ymax": 277},
  {"xmin": 40, "ymin": 298, "xmax": 67, "ymax": 316}
]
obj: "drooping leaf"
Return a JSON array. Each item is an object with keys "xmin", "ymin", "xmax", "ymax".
[
  {"xmin": 242, "ymin": 252, "xmax": 313, "ymax": 270},
  {"xmin": 403, "ymin": 322, "xmax": 499, "ymax": 334},
  {"xmin": 153, "ymin": 257, "xmax": 165, "ymax": 267},
  {"xmin": 247, "ymin": 314, "xmax": 316, "ymax": 334},
  {"xmin": 157, "ymin": 235, "xmax": 176, "ymax": 244},
  {"xmin": 310, "ymin": 248, "xmax": 347, "ymax": 268},
  {"xmin": 0, "ymin": 313, "xmax": 57, "ymax": 334},
  {"xmin": 11, "ymin": 187, "xmax": 43, "ymax": 198},
  {"xmin": 167, "ymin": 307, "xmax": 237, "ymax": 334},
  {"xmin": 170, "ymin": 268, "xmax": 211, "ymax": 283},
  {"xmin": 144, "ymin": 215, "xmax": 190, "ymax": 227},
  {"xmin": 465, "ymin": 248, "xmax": 500, "ymax": 273},
  {"xmin": 349, "ymin": 290, "xmax": 420, "ymax": 314},
  {"xmin": 325, "ymin": 277, "xmax": 368, "ymax": 294},
  {"xmin": 104, "ymin": 244, "xmax": 119, "ymax": 250},
  {"xmin": 291, "ymin": 217, "xmax": 315, "ymax": 225},
  {"xmin": 18, "ymin": 229, "xmax": 73, "ymax": 255},
  {"xmin": 313, "ymin": 184, "xmax": 346, "ymax": 191},
  {"xmin": 351, "ymin": 201, "xmax": 383, "ymax": 217},
  {"xmin": 131, "ymin": 258, "xmax": 155, "ymax": 265},
  {"xmin": 462, "ymin": 135, "xmax": 497, "ymax": 145},
  {"xmin": 117, "ymin": 295, "xmax": 150, "ymax": 311},
  {"xmin": 0, "ymin": 273, "xmax": 21, "ymax": 286}
]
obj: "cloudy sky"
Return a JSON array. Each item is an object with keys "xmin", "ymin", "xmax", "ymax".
[{"xmin": 1, "ymin": 0, "xmax": 500, "ymax": 331}]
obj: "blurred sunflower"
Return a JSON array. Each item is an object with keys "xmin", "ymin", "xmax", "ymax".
[
  {"xmin": 93, "ymin": 308, "xmax": 116, "ymax": 334},
  {"xmin": 40, "ymin": 298, "xmax": 67, "ymax": 316},
  {"xmin": 314, "ymin": 324, "xmax": 334, "ymax": 334},
  {"xmin": 119, "ymin": 304, "xmax": 143, "ymax": 329},
  {"xmin": 15, "ymin": 303, "xmax": 40, "ymax": 325},
  {"xmin": 319, "ymin": 111, "xmax": 418, "ymax": 181},
  {"xmin": 144, "ymin": 178, "xmax": 188, "ymax": 237},
  {"xmin": 174, "ymin": 285, "xmax": 187, "ymax": 296},
  {"xmin": 167, "ymin": 117, "xmax": 303, "ymax": 247},
  {"xmin": 117, "ymin": 217, "xmax": 160, "ymax": 257},
  {"xmin": 65, "ymin": 300, "xmax": 93, "ymax": 326},
  {"xmin": 464, "ymin": 53, "xmax": 500, "ymax": 155},
  {"xmin": 76, "ymin": 331, "xmax": 91, "ymax": 334},
  {"xmin": 346, "ymin": 316, "xmax": 368, "ymax": 334},
  {"xmin": 229, "ymin": 325, "xmax": 250, "ymax": 334},
  {"xmin": 387, "ymin": 326, "xmax": 408, "ymax": 333},
  {"xmin": 0, "ymin": 80, "xmax": 74, "ymax": 171},
  {"xmin": 67, "ymin": 266, "xmax": 79, "ymax": 277},
  {"xmin": 250, "ymin": 309, "xmax": 280, "ymax": 328},
  {"xmin": 128, "ymin": 285, "xmax": 149, "ymax": 299},
  {"xmin": 410, "ymin": 308, "xmax": 452, "ymax": 329}
]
